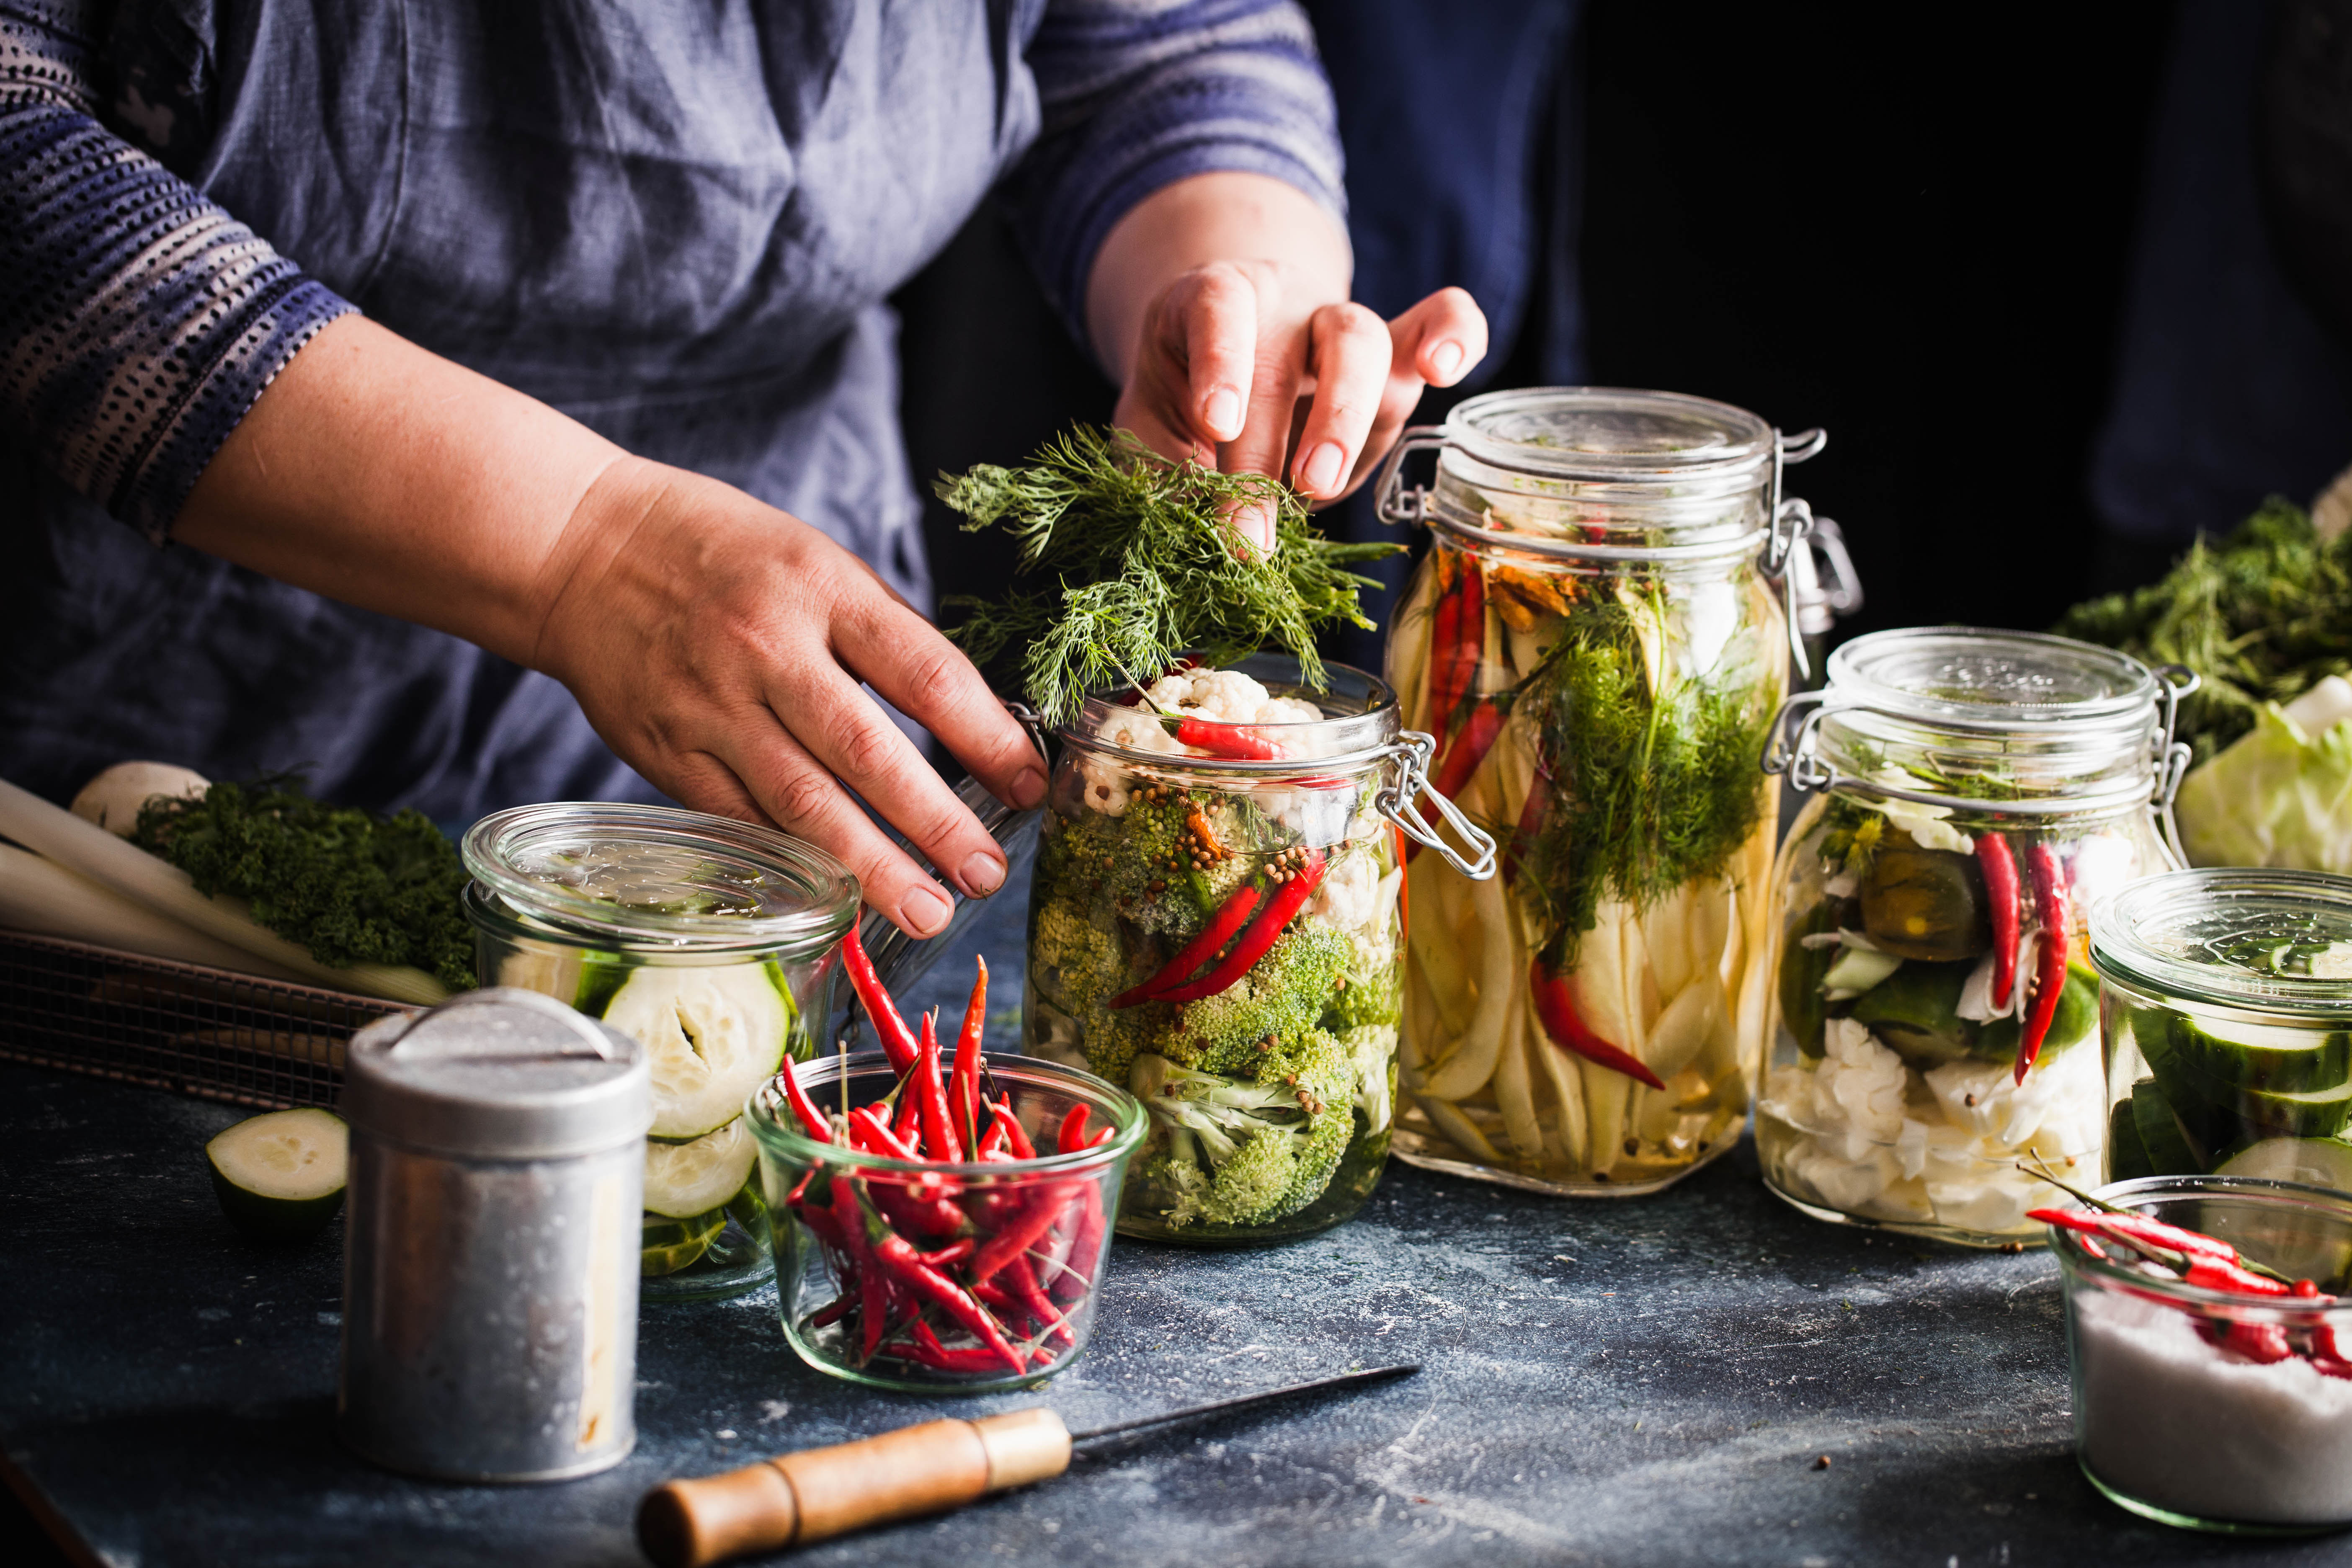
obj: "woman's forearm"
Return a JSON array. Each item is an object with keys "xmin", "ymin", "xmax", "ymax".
[{"xmin": 174, "ymin": 315, "xmax": 625, "ymax": 669}]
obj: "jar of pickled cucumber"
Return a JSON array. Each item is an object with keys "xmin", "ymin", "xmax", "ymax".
[
  {"xmin": 462, "ymin": 803, "xmax": 857, "ymax": 1300},
  {"xmin": 1374, "ymin": 387, "xmax": 1823, "ymax": 1194},
  {"xmin": 2094, "ymin": 867, "xmax": 2352, "ymax": 1196},
  {"xmin": 1022, "ymin": 653, "xmax": 1493, "ymax": 1245},
  {"xmin": 1757, "ymin": 628, "xmax": 2195, "ymax": 1245}
]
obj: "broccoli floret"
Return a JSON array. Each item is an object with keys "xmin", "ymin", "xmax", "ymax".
[
  {"xmin": 1029, "ymin": 896, "xmax": 1123, "ymax": 1013},
  {"xmin": 1041, "ymin": 792, "xmax": 1220, "ymax": 936},
  {"xmin": 1129, "ymin": 1036, "xmax": 1355, "ymax": 1228},
  {"xmin": 1168, "ymin": 924, "xmax": 1351, "ymax": 1073},
  {"xmin": 1323, "ymin": 954, "xmax": 1401, "ymax": 1032}
]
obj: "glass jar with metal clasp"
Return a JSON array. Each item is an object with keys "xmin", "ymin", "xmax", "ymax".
[
  {"xmin": 1756, "ymin": 627, "xmax": 2197, "ymax": 1245},
  {"xmin": 1370, "ymin": 387, "xmax": 1828, "ymax": 1196},
  {"xmin": 1021, "ymin": 652, "xmax": 1493, "ymax": 1245}
]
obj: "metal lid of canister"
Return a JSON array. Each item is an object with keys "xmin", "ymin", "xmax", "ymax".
[{"xmin": 342, "ymin": 988, "xmax": 650, "ymax": 1159}]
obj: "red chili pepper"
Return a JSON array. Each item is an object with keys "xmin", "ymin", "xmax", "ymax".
[
  {"xmin": 1057, "ymin": 1106, "xmax": 1093, "ymax": 1155},
  {"xmin": 2014, "ymin": 842, "xmax": 2069, "ymax": 1085},
  {"xmin": 1051, "ymin": 1185, "xmax": 1106, "ymax": 1305},
  {"xmin": 2027, "ymin": 1206, "xmax": 2243, "ymax": 1266},
  {"xmin": 1152, "ymin": 852, "xmax": 1328, "ymax": 1005},
  {"xmin": 1004, "ymin": 1254, "xmax": 1075, "ymax": 1348},
  {"xmin": 1975, "ymin": 834, "xmax": 2022, "ymax": 1010},
  {"xmin": 1429, "ymin": 557, "xmax": 1483, "ymax": 739},
  {"xmin": 914, "ymin": 1012, "xmax": 962, "ymax": 1163},
  {"xmin": 833, "ymin": 1179, "xmax": 892, "ymax": 1362},
  {"xmin": 864, "ymin": 1222, "xmax": 1027, "ymax": 1375},
  {"xmin": 883, "ymin": 1319, "xmax": 1013, "ymax": 1375},
  {"xmin": 847, "ymin": 1106, "xmax": 918, "ymax": 1162},
  {"xmin": 2186, "ymin": 1257, "xmax": 2293, "ymax": 1297},
  {"xmin": 916, "ymin": 1238, "xmax": 975, "ymax": 1269},
  {"xmin": 951, "ymin": 956, "xmax": 988, "ymax": 1152},
  {"xmin": 1406, "ymin": 701, "xmax": 1505, "ymax": 865},
  {"xmin": 2215, "ymin": 1320, "xmax": 2298, "ymax": 1363},
  {"xmin": 808, "ymin": 1296, "xmax": 851, "ymax": 1330},
  {"xmin": 1165, "ymin": 714, "xmax": 1286, "ymax": 761},
  {"xmin": 976, "ymin": 1117, "xmax": 1009, "ymax": 1160},
  {"xmin": 842, "ymin": 921, "xmax": 920, "ymax": 1075},
  {"xmin": 992, "ymin": 1096, "xmax": 1037, "ymax": 1160},
  {"xmin": 1504, "ymin": 763, "xmax": 1548, "ymax": 888},
  {"xmin": 1530, "ymin": 959, "xmax": 1665, "ymax": 1090},
  {"xmin": 971, "ymin": 1182, "xmax": 1079, "ymax": 1284},
  {"xmin": 1392, "ymin": 825, "xmax": 1410, "ymax": 938},
  {"xmin": 774, "ymin": 1054, "xmax": 833, "ymax": 1143},
  {"xmin": 892, "ymin": 1079, "xmax": 922, "ymax": 1141},
  {"xmin": 1110, "ymin": 883, "xmax": 1264, "ymax": 1008}
]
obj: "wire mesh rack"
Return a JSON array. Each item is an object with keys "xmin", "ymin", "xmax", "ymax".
[{"xmin": 0, "ymin": 929, "xmax": 418, "ymax": 1111}]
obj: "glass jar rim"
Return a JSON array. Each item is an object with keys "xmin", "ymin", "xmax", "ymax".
[
  {"xmin": 746, "ymin": 1050, "xmax": 1147, "ymax": 1175},
  {"xmin": 1055, "ymin": 652, "xmax": 1401, "ymax": 774},
  {"xmin": 2051, "ymin": 1174, "xmax": 2352, "ymax": 1308},
  {"xmin": 1823, "ymin": 627, "xmax": 2162, "ymax": 738},
  {"xmin": 462, "ymin": 802, "xmax": 858, "ymax": 954},
  {"xmin": 1438, "ymin": 387, "xmax": 1778, "ymax": 482},
  {"xmin": 2091, "ymin": 867, "xmax": 2352, "ymax": 1016}
]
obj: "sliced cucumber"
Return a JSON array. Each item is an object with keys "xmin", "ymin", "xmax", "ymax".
[
  {"xmin": 2132, "ymin": 1078, "xmax": 2209, "ymax": 1176},
  {"xmin": 641, "ymin": 1207, "xmax": 727, "ymax": 1276},
  {"xmin": 1847, "ymin": 959, "xmax": 1978, "ymax": 1068},
  {"xmin": 1821, "ymin": 946, "xmax": 1903, "ymax": 1000},
  {"xmin": 644, "ymin": 1117, "xmax": 759, "ymax": 1218},
  {"xmin": 600, "ymin": 962, "xmax": 793, "ymax": 1138},
  {"xmin": 2106, "ymin": 1093, "xmax": 2153, "ymax": 1183},
  {"xmin": 2177, "ymin": 1015, "xmax": 2352, "ymax": 1097},
  {"xmin": 2218, "ymin": 1137, "xmax": 2352, "ymax": 1193},
  {"xmin": 205, "ymin": 1108, "xmax": 348, "ymax": 1240}
]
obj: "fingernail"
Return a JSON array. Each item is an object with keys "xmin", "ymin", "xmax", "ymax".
[
  {"xmin": 1203, "ymin": 387, "xmax": 1243, "ymax": 438},
  {"xmin": 1430, "ymin": 340, "xmax": 1464, "ymax": 379},
  {"xmin": 959, "ymin": 851, "xmax": 1005, "ymax": 897},
  {"xmin": 1011, "ymin": 766, "xmax": 1046, "ymax": 809},
  {"xmin": 903, "ymin": 885, "xmax": 952, "ymax": 936},
  {"xmin": 1302, "ymin": 441, "xmax": 1345, "ymax": 495}
]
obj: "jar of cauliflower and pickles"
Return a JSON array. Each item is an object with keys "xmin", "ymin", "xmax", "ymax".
[
  {"xmin": 1757, "ymin": 628, "xmax": 2194, "ymax": 1245},
  {"xmin": 1023, "ymin": 653, "xmax": 1493, "ymax": 1245},
  {"xmin": 1373, "ymin": 387, "xmax": 1825, "ymax": 1194}
]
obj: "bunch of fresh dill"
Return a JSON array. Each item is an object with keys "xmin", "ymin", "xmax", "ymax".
[
  {"xmin": 1512, "ymin": 594, "xmax": 1776, "ymax": 967},
  {"xmin": 936, "ymin": 427, "xmax": 1400, "ymax": 726},
  {"xmin": 132, "ymin": 779, "xmax": 475, "ymax": 989},
  {"xmin": 2053, "ymin": 498, "xmax": 2352, "ymax": 764}
]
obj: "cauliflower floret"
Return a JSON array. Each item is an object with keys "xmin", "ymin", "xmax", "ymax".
[
  {"xmin": 1812, "ymin": 1017, "xmax": 1909, "ymax": 1158},
  {"xmin": 1080, "ymin": 708, "xmax": 1185, "ymax": 815},
  {"xmin": 1307, "ymin": 843, "xmax": 1378, "ymax": 930},
  {"xmin": 1148, "ymin": 667, "xmax": 1274, "ymax": 722},
  {"xmin": 1923, "ymin": 1042, "xmax": 2103, "ymax": 1152}
]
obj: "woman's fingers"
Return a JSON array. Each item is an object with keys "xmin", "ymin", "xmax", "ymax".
[
  {"xmin": 1288, "ymin": 302, "xmax": 1392, "ymax": 500},
  {"xmin": 1179, "ymin": 262, "xmax": 1261, "ymax": 446},
  {"xmin": 1312, "ymin": 286, "xmax": 1494, "ymax": 506}
]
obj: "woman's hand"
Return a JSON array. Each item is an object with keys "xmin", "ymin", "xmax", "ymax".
[
  {"xmin": 177, "ymin": 316, "xmax": 1042, "ymax": 938},
  {"xmin": 532, "ymin": 461, "xmax": 1046, "ymax": 936},
  {"xmin": 1088, "ymin": 172, "xmax": 1490, "ymax": 552}
]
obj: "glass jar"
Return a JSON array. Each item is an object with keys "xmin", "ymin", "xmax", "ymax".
[
  {"xmin": 1373, "ymin": 387, "xmax": 1820, "ymax": 1194},
  {"xmin": 748, "ymin": 1050, "xmax": 1145, "ymax": 1392},
  {"xmin": 462, "ymin": 802, "xmax": 857, "ymax": 1301},
  {"xmin": 2051, "ymin": 1175, "xmax": 2352, "ymax": 1534},
  {"xmin": 1021, "ymin": 652, "xmax": 1491, "ymax": 1246},
  {"xmin": 2093, "ymin": 868, "xmax": 2352, "ymax": 1193},
  {"xmin": 1756, "ymin": 628, "xmax": 2191, "ymax": 1246}
]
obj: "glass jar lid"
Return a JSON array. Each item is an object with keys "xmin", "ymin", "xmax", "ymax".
[
  {"xmin": 1440, "ymin": 387, "xmax": 1778, "ymax": 480},
  {"xmin": 2092, "ymin": 868, "xmax": 2352, "ymax": 1017},
  {"xmin": 1771, "ymin": 627, "xmax": 2179, "ymax": 816},
  {"xmin": 462, "ymin": 802, "xmax": 859, "ymax": 955}
]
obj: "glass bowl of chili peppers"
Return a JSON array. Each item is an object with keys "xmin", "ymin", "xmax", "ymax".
[
  {"xmin": 2044, "ymin": 1173, "xmax": 2352, "ymax": 1533},
  {"xmin": 748, "ymin": 1028, "xmax": 1146, "ymax": 1392}
]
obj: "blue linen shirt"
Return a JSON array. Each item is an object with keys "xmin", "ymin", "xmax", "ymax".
[{"xmin": 0, "ymin": 0, "xmax": 1342, "ymax": 817}]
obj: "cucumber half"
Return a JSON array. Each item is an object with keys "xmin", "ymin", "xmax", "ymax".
[
  {"xmin": 205, "ymin": 1108, "xmax": 348, "ymax": 1240},
  {"xmin": 642, "ymin": 1207, "xmax": 727, "ymax": 1276},
  {"xmin": 599, "ymin": 962, "xmax": 794, "ymax": 1138},
  {"xmin": 644, "ymin": 1117, "xmax": 759, "ymax": 1218}
]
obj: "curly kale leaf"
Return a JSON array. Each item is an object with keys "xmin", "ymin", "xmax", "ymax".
[{"xmin": 132, "ymin": 779, "xmax": 473, "ymax": 988}]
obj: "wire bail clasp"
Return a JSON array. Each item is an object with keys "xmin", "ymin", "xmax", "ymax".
[
  {"xmin": 1375, "ymin": 732, "xmax": 1499, "ymax": 879},
  {"xmin": 1759, "ymin": 690, "xmax": 1838, "ymax": 794},
  {"xmin": 2149, "ymin": 663, "xmax": 2202, "ymax": 866},
  {"xmin": 1372, "ymin": 427, "xmax": 1450, "ymax": 527}
]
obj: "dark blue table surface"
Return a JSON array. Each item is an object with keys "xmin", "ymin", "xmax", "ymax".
[{"xmin": 3, "ymin": 867, "xmax": 2345, "ymax": 1568}]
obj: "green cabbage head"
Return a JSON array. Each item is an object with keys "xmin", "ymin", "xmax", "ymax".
[{"xmin": 2177, "ymin": 677, "xmax": 2352, "ymax": 871}]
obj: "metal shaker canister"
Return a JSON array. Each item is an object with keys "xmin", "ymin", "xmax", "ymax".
[{"xmin": 338, "ymin": 988, "xmax": 651, "ymax": 1482}]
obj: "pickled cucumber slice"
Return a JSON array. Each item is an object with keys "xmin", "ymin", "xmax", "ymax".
[
  {"xmin": 641, "ymin": 1206, "xmax": 727, "ymax": 1276},
  {"xmin": 601, "ymin": 962, "xmax": 793, "ymax": 1137},
  {"xmin": 205, "ymin": 1108, "xmax": 348, "ymax": 1240},
  {"xmin": 2131, "ymin": 1078, "xmax": 2209, "ymax": 1176},
  {"xmin": 644, "ymin": 1117, "xmax": 759, "ymax": 1218},
  {"xmin": 2106, "ymin": 1093, "xmax": 2154, "ymax": 1183},
  {"xmin": 1980, "ymin": 963, "xmax": 2099, "ymax": 1067},
  {"xmin": 2217, "ymin": 1136, "xmax": 2352, "ymax": 1194},
  {"xmin": 1847, "ymin": 959, "xmax": 1979, "ymax": 1067},
  {"xmin": 2175, "ymin": 1016, "xmax": 2352, "ymax": 1097}
]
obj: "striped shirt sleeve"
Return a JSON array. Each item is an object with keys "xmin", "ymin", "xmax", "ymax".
[
  {"xmin": 1003, "ymin": 0, "xmax": 1348, "ymax": 353},
  {"xmin": 0, "ymin": 1, "xmax": 353, "ymax": 543}
]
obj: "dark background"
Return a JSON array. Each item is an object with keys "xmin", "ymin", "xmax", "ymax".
[{"xmin": 898, "ymin": 2, "xmax": 2184, "ymax": 668}]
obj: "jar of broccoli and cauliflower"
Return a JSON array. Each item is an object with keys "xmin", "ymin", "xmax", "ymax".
[
  {"xmin": 462, "ymin": 803, "xmax": 856, "ymax": 1300},
  {"xmin": 1022, "ymin": 653, "xmax": 1492, "ymax": 1244},
  {"xmin": 1757, "ymin": 628, "xmax": 2193, "ymax": 1245}
]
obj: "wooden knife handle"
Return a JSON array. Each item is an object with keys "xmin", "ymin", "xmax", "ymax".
[{"xmin": 636, "ymin": 1408, "xmax": 1073, "ymax": 1568}]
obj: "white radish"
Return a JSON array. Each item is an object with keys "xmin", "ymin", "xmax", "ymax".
[
  {"xmin": 1526, "ymin": 990, "xmax": 1589, "ymax": 1159},
  {"xmin": 0, "ymin": 844, "xmax": 306, "ymax": 980},
  {"xmin": 1646, "ymin": 972, "xmax": 1727, "ymax": 1083},
  {"xmin": 1420, "ymin": 872, "xmax": 1519, "ymax": 1099},
  {"xmin": 1417, "ymin": 1092, "xmax": 1505, "ymax": 1164},
  {"xmin": 0, "ymin": 776, "xmax": 445, "ymax": 1003},
  {"xmin": 70, "ymin": 762, "xmax": 209, "ymax": 837},
  {"xmin": 1493, "ymin": 998, "xmax": 1543, "ymax": 1157}
]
